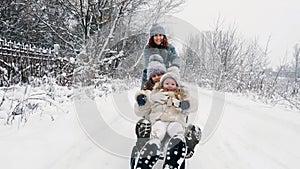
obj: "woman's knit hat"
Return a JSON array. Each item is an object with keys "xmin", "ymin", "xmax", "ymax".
[
  {"xmin": 147, "ymin": 54, "xmax": 167, "ymax": 80},
  {"xmin": 150, "ymin": 24, "xmax": 166, "ymax": 37},
  {"xmin": 160, "ymin": 66, "xmax": 181, "ymax": 86}
]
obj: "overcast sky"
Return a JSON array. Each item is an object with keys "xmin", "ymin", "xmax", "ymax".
[{"xmin": 174, "ymin": 0, "xmax": 300, "ymax": 68}]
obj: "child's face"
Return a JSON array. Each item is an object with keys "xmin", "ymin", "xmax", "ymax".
[
  {"xmin": 151, "ymin": 73, "xmax": 163, "ymax": 83},
  {"xmin": 162, "ymin": 77, "xmax": 177, "ymax": 91}
]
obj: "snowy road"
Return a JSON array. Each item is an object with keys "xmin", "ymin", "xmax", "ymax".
[
  {"xmin": 0, "ymin": 87, "xmax": 299, "ymax": 169},
  {"xmin": 190, "ymin": 90, "xmax": 300, "ymax": 169}
]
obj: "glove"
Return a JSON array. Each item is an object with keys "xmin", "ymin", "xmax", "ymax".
[
  {"xmin": 150, "ymin": 91, "xmax": 168, "ymax": 104},
  {"xmin": 179, "ymin": 100, "xmax": 190, "ymax": 110},
  {"xmin": 172, "ymin": 97, "xmax": 181, "ymax": 108},
  {"xmin": 136, "ymin": 94, "xmax": 147, "ymax": 106}
]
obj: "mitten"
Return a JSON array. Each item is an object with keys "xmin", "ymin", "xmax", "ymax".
[
  {"xmin": 150, "ymin": 91, "xmax": 168, "ymax": 104},
  {"xmin": 179, "ymin": 100, "xmax": 190, "ymax": 110},
  {"xmin": 172, "ymin": 97, "xmax": 181, "ymax": 108},
  {"xmin": 136, "ymin": 94, "xmax": 147, "ymax": 106}
]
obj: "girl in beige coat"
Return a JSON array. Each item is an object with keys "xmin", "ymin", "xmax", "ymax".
[
  {"xmin": 133, "ymin": 67, "xmax": 199, "ymax": 169},
  {"xmin": 135, "ymin": 67, "xmax": 197, "ymax": 142}
]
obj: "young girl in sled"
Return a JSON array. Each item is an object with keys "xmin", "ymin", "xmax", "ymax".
[{"xmin": 133, "ymin": 67, "xmax": 198, "ymax": 169}]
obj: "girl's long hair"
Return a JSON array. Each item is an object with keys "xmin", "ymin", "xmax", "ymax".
[{"xmin": 147, "ymin": 35, "xmax": 169, "ymax": 49}]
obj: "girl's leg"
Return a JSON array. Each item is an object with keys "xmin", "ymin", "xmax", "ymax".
[
  {"xmin": 167, "ymin": 121, "xmax": 185, "ymax": 138},
  {"xmin": 162, "ymin": 122, "xmax": 186, "ymax": 168},
  {"xmin": 152, "ymin": 120, "xmax": 168, "ymax": 141}
]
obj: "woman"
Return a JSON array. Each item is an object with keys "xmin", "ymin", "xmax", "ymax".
[{"xmin": 141, "ymin": 24, "xmax": 181, "ymax": 88}]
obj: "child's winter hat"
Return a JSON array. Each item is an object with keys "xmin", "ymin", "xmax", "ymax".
[
  {"xmin": 150, "ymin": 24, "xmax": 166, "ymax": 37},
  {"xmin": 147, "ymin": 54, "xmax": 167, "ymax": 80},
  {"xmin": 160, "ymin": 66, "xmax": 181, "ymax": 86}
]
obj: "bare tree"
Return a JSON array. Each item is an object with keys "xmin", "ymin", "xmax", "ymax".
[
  {"xmin": 181, "ymin": 17, "xmax": 268, "ymax": 93},
  {"xmin": 1, "ymin": 0, "xmax": 187, "ymax": 86},
  {"xmin": 71, "ymin": 0, "xmax": 186, "ymax": 86},
  {"xmin": 293, "ymin": 44, "xmax": 300, "ymax": 83},
  {"xmin": 291, "ymin": 44, "xmax": 300, "ymax": 95}
]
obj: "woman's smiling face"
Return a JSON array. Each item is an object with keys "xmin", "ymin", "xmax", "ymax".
[{"xmin": 153, "ymin": 34, "xmax": 164, "ymax": 45}]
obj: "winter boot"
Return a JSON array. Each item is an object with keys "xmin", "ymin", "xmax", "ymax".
[
  {"xmin": 184, "ymin": 124, "xmax": 202, "ymax": 159},
  {"xmin": 131, "ymin": 119, "xmax": 152, "ymax": 169},
  {"xmin": 134, "ymin": 139, "xmax": 161, "ymax": 169},
  {"xmin": 162, "ymin": 135, "xmax": 186, "ymax": 169},
  {"xmin": 136, "ymin": 118, "xmax": 151, "ymax": 138},
  {"xmin": 135, "ymin": 118, "xmax": 152, "ymax": 150}
]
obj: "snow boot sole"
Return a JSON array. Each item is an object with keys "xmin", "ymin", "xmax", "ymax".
[
  {"xmin": 134, "ymin": 139, "xmax": 161, "ymax": 169},
  {"xmin": 162, "ymin": 135, "xmax": 186, "ymax": 169}
]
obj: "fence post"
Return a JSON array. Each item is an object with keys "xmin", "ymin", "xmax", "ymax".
[{"xmin": 53, "ymin": 44, "xmax": 60, "ymax": 57}]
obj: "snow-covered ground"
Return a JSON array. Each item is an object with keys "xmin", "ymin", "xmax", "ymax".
[{"xmin": 0, "ymin": 86, "xmax": 299, "ymax": 169}]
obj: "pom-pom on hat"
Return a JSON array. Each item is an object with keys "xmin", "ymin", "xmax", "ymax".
[
  {"xmin": 147, "ymin": 54, "xmax": 167, "ymax": 80},
  {"xmin": 160, "ymin": 66, "xmax": 181, "ymax": 86},
  {"xmin": 150, "ymin": 24, "xmax": 166, "ymax": 37}
]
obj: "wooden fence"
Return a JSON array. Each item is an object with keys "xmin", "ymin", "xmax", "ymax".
[{"xmin": 0, "ymin": 38, "xmax": 74, "ymax": 86}]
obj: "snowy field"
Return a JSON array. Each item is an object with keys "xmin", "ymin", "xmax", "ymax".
[{"xmin": 0, "ymin": 86, "xmax": 300, "ymax": 169}]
